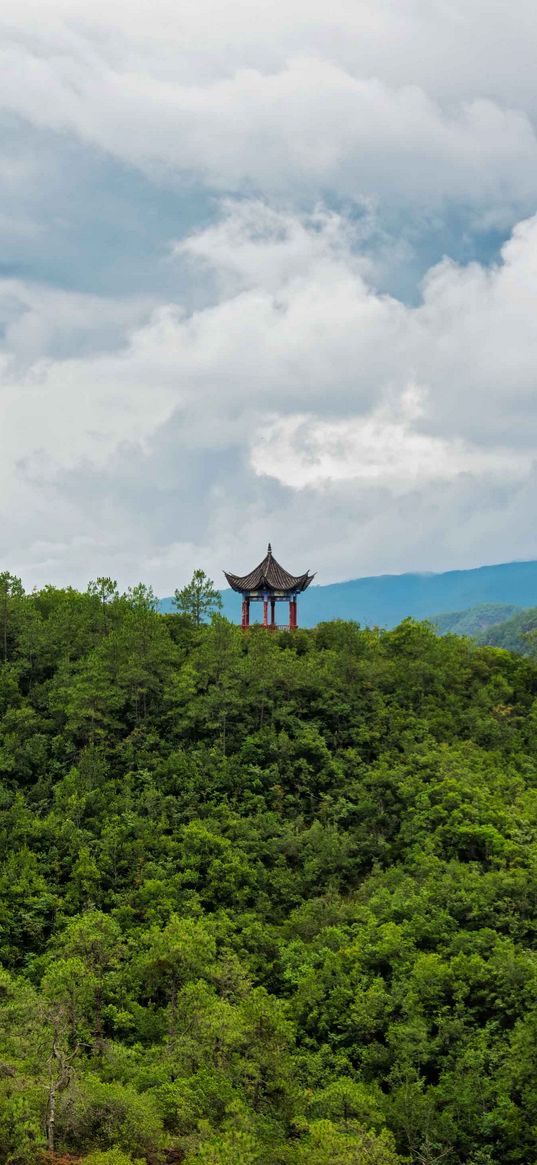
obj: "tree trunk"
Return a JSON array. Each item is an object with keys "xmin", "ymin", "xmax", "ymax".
[
  {"xmin": 46, "ymin": 1037, "xmax": 79, "ymax": 1156},
  {"xmin": 46, "ymin": 1079, "xmax": 56, "ymax": 1154}
]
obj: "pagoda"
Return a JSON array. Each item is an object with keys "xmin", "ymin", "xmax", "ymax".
[{"xmin": 224, "ymin": 544, "xmax": 315, "ymax": 630}]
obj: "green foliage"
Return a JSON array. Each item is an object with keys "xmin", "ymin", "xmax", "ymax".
[
  {"xmin": 185, "ymin": 1129, "xmax": 259, "ymax": 1164},
  {"xmin": 292, "ymin": 1121, "xmax": 400, "ymax": 1164},
  {"xmin": 174, "ymin": 569, "xmax": 223, "ymax": 626},
  {"xmin": 476, "ymin": 605, "xmax": 537, "ymax": 655},
  {"xmin": 434, "ymin": 602, "xmax": 537, "ymax": 658},
  {"xmin": 2, "ymin": 586, "xmax": 537, "ymax": 1161},
  {"xmin": 58, "ymin": 1075, "xmax": 163, "ymax": 1155},
  {"xmin": 0, "ymin": 572, "xmax": 25, "ymax": 665},
  {"xmin": 84, "ymin": 1151, "xmax": 144, "ymax": 1165},
  {"xmin": 433, "ymin": 603, "xmax": 521, "ymax": 637}
]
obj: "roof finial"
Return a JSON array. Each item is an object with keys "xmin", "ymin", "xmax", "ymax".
[{"xmin": 267, "ymin": 542, "xmax": 272, "ymax": 555}]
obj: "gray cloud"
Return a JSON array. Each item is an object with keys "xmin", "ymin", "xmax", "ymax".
[{"xmin": 1, "ymin": 46, "xmax": 537, "ymax": 224}]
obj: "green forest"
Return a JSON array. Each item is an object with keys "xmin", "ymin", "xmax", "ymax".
[
  {"xmin": 432, "ymin": 604, "xmax": 522, "ymax": 639},
  {"xmin": 434, "ymin": 603, "xmax": 537, "ymax": 657},
  {"xmin": 475, "ymin": 607, "xmax": 537, "ymax": 656},
  {"xmin": 2, "ymin": 573, "xmax": 537, "ymax": 1165}
]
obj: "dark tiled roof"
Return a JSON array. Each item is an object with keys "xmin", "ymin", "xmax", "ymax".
[{"xmin": 224, "ymin": 544, "xmax": 315, "ymax": 594}]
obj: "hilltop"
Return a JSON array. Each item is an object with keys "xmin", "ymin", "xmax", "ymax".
[{"xmin": 161, "ymin": 558, "xmax": 537, "ymax": 627}]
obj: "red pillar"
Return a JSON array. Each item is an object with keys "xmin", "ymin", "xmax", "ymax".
[
  {"xmin": 241, "ymin": 598, "xmax": 250, "ymax": 629},
  {"xmin": 289, "ymin": 598, "xmax": 297, "ymax": 630},
  {"xmin": 270, "ymin": 599, "xmax": 276, "ymax": 629},
  {"xmin": 263, "ymin": 597, "xmax": 269, "ymax": 627}
]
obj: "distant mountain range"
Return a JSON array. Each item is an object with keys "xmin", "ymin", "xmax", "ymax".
[{"xmin": 160, "ymin": 558, "xmax": 537, "ymax": 629}]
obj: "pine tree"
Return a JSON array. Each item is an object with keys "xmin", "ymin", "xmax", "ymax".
[{"xmin": 173, "ymin": 569, "xmax": 223, "ymax": 627}]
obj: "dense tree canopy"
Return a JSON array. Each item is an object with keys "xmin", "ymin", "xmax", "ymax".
[{"xmin": 1, "ymin": 581, "xmax": 537, "ymax": 1163}]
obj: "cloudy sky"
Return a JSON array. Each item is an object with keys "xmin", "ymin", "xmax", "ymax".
[{"xmin": 2, "ymin": 0, "xmax": 537, "ymax": 593}]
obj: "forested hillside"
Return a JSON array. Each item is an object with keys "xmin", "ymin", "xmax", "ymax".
[
  {"xmin": 432, "ymin": 603, "xmax": 520, "ymax": 638},
  {"xmin": 3, "ymin": 576, "xmax": 537, "ymax": 1164},
  {"xmin": 475, "ymin": 606, "xmax": 537, "ymax": 656},
  {"xmin": 432, "ymin": 604, "xmax": 537, "ymax": 656}
]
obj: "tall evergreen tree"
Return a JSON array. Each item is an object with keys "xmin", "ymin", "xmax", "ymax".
[{"xmin": 173, "ymin": 569, "xmax": 223, "ymax": 626}]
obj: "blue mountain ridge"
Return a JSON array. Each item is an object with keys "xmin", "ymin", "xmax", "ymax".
[{"xmin": 159, "ymin": 558, "xmax": 537, "ymax": 629}]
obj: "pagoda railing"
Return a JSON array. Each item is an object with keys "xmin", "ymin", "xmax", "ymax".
[{"xmin": 244, "ymin": 624, "xmax": 291, "ymax": 631}]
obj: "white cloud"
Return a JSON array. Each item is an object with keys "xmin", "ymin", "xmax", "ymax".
[
  {"xmin": 2, "ymin": 201, "xmax": 537, "ymax": 589},
  {"xmin": 251, "ymin": 395, "xmax": 532, "ymax": 489},
  {"xmin": 4, "ymin": 0, "xmax": 537, "ymax": 112}
]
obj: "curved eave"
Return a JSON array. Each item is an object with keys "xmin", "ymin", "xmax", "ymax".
[
  {"xmin": 224, "ymin": 572, "xmax": 251, "ymax": 593},
  {"xmin": 224, "ymin": 570, "xmax": 315, "ymax": 595}
]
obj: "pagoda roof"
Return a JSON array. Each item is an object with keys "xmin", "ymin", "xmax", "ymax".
[{"xmin": 224, "ymin": 544, "xmax": 315, "ymax": 594}]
